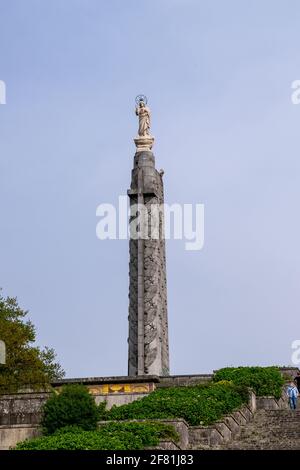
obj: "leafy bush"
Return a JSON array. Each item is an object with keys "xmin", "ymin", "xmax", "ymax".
[
  {"xmin": 42, "ymin": 384, "xmax": 99, "ymax": 434},
  {"xmin": 103, "ymin": 382, "xmax": 248, "ymax": 426},
  {"xmin": 213, "ymin": 367, "xmax": 284, "ymax": 399},
  {"xmin": 14, "ymin": 422, "xmax": 178, "ymax": 450}
]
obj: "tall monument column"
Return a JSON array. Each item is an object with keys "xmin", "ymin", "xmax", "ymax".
[{"xmin": 128, "ymin": 96, "xmax": 169, "ymax": 376}]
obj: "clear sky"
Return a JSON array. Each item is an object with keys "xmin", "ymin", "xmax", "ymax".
[{"xmin": 1, "ymin": 0, "xmax": 300, "ymax": 377}]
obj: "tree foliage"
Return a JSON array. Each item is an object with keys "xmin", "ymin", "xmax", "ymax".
[
  {"xmin": 42, "ymin": 385, "xmax": 99, "ymax": 434},
  {"xmin": 0, "ymin": 292, "xmax": 64, "ymax": 394}
]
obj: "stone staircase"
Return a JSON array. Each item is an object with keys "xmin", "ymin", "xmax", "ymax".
[{"xmin": 219, "ymin": 409, "xmax": 300, "ymax": 450}]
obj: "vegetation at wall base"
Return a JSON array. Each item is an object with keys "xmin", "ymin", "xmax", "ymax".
[
  {"xmin": 213, "ymin": 366, "xmax": 284, "ymax": 399},
  {"xmin": 101, "ymin": 382, "xmax": 249, "ymax": 426},
  {"xmin": 14, "ymin": 366, "xmax": 285, "ymax": 450},
  {"xmin": 14, "ymin": 422, "xmax": 179, "ymax": 450}
]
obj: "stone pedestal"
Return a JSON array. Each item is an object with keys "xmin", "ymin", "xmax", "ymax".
[{"xmin": 134, "ymin": 135, "xmax": 155, "ymax": 152}]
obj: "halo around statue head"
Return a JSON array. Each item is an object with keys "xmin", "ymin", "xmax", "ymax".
[{"xmin": 135, "ymin": 94, "xmax": 148, "ymax": 106}]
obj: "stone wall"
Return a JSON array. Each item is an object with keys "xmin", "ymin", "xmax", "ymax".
[
  {"xmin": 52, "ymin": 375, "xmax": 159, "ymax": 410},
  {"xmin": 0, "ymin": 374, "xmax": 213, "ymax": 427},
  {"xmin": 157, "ymin": 374, "xmax": 213, "ymax": 388},
  {"xmin": 0, "ymin": 375, "xmax": 160, "ymax": 448},
  {"xmin": 0, "ymin": 393, "xmax": 49, "ymax": 449},
  {"xmin": 188, "ymin": 391, "xmax": 256, "ymax": 449},
  {"xmin": 0, "ymin": 392, "xmax": 50, "ymax": 426},
  {"xmin": 256, "ymin": 395, "xmax": 288, "ymax": 410},
  {"xmin": 0, "ymin": 424, "xmax": 41, "ymax": 450},
  {"xmin": 279, "ymin": 367, "xmax": 300, "ymax": 380}
]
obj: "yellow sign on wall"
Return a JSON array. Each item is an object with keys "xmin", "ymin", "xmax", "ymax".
[{"xmin": 87, "ymin": 383, "xmax": 154, "ymax": 395}]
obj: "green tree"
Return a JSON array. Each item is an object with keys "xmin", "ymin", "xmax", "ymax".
[
  {"xmin": 42, "ymin": 385, "xmax": 99, "ymax": 434},
  {"xmin": 0, "ymin": 291, "xmax": 64, "ymax": 393}
]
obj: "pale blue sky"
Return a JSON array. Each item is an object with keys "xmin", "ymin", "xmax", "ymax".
[{"xmin": 1, "ymin": 0, "xmax": 300, "ymax": 377}]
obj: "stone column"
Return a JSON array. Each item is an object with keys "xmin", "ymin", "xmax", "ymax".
[{"xmin": 127, "ymin": 147, "xmax": 169, "ymax": 376}]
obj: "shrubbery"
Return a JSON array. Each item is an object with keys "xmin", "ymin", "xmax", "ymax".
[
  {"xmin": 213, "ymin": 367, "xmax": 284, "ymax": 399},
  {"xmin": 16, "ymin": 366, "xmax": 285, "ymax": 450},
  {"xmin": 14, "ymin": 422, "xmax": 178, "ymax": 450},
  {"xmin": 42, "ymin": 384, "xmax": 99, "ymax": 434},
  {"xmin": 103, "ymin": 382, "xmax": 248, "ymax": 426}
]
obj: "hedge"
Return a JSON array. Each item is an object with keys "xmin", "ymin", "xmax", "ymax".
[
  {"xmin": 102, "ymin": 382, "xmax": 248, "ymax": 426},
  {"xmin": 213, "ymin": 367, "xmax": 284, "ymax": 399},
  {"xmin": 14, "ymin": 422, "xmax": 178, "ymax": 450}
]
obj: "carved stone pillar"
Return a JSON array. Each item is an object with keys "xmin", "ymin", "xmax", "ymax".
[{"xmin": 127, "ymin": 143, "xmax": 169, "ymax": 375}]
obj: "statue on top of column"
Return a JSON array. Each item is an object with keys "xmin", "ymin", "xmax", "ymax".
[
  {"xmin": 134, "ymin": 95, "xmax": 154, "ymax": 151},
  {"xmin": 135, "ymin": 99, "xmax": 151, "ymax": 136}
]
